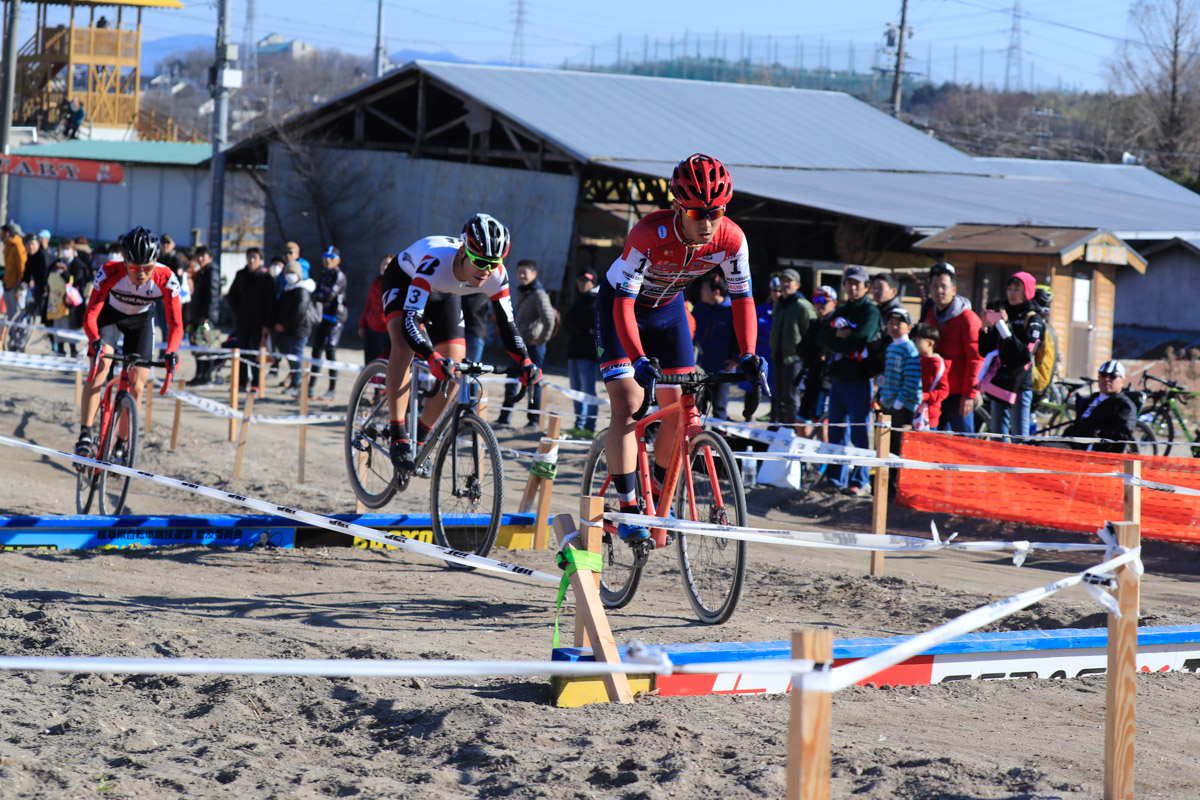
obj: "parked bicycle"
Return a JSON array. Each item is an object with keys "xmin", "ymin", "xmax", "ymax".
[
  {"xmin": 76, "ymin": 352, "xmax": 174, "ymax": 514},
  {"xmin": 344, "ymin": 359, "xmax": 523, "ymax": 565},
  {"xmin": 581, "ymin": 365, "xmax": 766, "ymax": 624},
  {"xmin": 1139, "ymin": 373, "xmax": 1200, "ymax": 457}
]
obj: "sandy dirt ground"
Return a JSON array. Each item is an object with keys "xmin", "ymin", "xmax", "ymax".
[{"xmin": 2, "ymin": 353, "xmax": 1200, "ymax": 799}]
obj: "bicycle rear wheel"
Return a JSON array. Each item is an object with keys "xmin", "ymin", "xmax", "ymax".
[
  {"xmin": 1145, "ymin": 407, "xmax": 1175, "ymax": 454},
  {"xmin": 344, "ymin": 360, "xmax": 397, "ymax": 508},
  {"xmin": 580, "ymin": 429, "xmax": 645, "ymax": 609},
  {"xmin": 674, "ymin": 430, "xmax": 747, "ymax": 624},
  {"xmin": 98, "ymin": 392, "xmax": 138, "ymax": 514},
  {"xmin": 75, "ymin": 422, "xmax": 102, "ymax": 514},
  {"xmin": 431, "ymin": 413, "xmax": 503, "ymax": 568}
]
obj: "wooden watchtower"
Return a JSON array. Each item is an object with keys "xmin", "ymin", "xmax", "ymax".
[{"xmin": 13, "ymin": 0, "xmax": 183, "ymax": 136}]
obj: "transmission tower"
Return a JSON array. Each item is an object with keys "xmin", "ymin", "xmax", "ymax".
[
  {"xmin": 510, "ymin": 0, "xmax": 527, "ymax": 66},
  {"xmin": 242, "ymin": 0, "xmax": 258, "ymax": 83},
  {"xmin": 1004, "ymin": 1, "xmax": 1022, "ymax": 92}
]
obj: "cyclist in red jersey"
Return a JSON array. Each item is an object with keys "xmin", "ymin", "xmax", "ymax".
[
  {"xmin": 596, "ymin": 154, "xmax": 765, "ymax": 542},
  {"xmin": 75, "ymin": 227, "xmax": 183, "ymax": 457}
]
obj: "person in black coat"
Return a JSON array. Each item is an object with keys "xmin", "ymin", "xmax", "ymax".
[
  {"xmin": 565, "ymin": 271, "xmax": 600, "ymax": 437},
  {"xmin": 188, "ymin": 246, "xmax": 222, "ymax": 385},
  {"xmin": 1064, "ymin": 360, "xmax": 1137, "ymax": 453},
  {"xmin": 309, "ymin": 246, "xmax": 348, "ymax": 400},
  {"xmin": 226, "ymin": 247, "xmax": 276, "ymax": 391},
  {"xmin": 24, "ymin": 234, "xmax": 52, "ymax": 323}
]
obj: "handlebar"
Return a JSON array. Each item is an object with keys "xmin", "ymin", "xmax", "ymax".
[
  {"xmin": 1143, "ymin": 373, "xmax": 1191, "ymax": 404},
  {"xmin": 86, "ymin": 349, "xmax": 174, "ymax": 394},
  {"xmin": 632, "ymin": 364, "xmax": 768, "ymax": 422},
  {"xmin": 417, "ymin": 360, "xmax": 526, "ymax": 403}
]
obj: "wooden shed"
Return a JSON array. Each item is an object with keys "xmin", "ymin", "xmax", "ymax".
[{"xmin": 913, "ymin": 225, "xmax": 1147, "ymax": 380}]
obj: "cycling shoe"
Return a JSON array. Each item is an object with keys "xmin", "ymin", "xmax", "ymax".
[
  {"xmin": 390, "ymin": 439, "xmax": 415, "ymax": 473},
  {"xmin": 74, "ymin": 434, "xmax": 94, "ymax": 458},
  {"xmin": 617, "ymin": 521, "xmax": 651, "ymax": 543}
]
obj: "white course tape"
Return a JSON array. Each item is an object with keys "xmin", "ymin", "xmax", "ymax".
[
  {"xmin": 0, "ymin": 351, "xmax": 87, "ymax": 372},
  {"xmin": 606, "ymin": 512, "xmax": 1109, "ymax": 560},
  {"xmin": 249, "ymin": 413, "xmax": 344, "ymax": 426},
  {"xmin": 0, "ymin": 655, "xmax": 676, "ymax": 679},
  {"xmin": 0, "ymin": 435, "xmax": 560, "ymax": 584},
  {"xmin": 0, "ymin": 318, "xmax": 87, "ymax": 342},
  {"xmin": 165, "ymin": 389, "xmax": 243, "ymax": 419},
  {"xmin": 533, "ymin": 445, "xmax": 559, "ymax": 466},
  {"xmin": 826, "ymin": 547, "xmax": 1142, "ymax": 692}
]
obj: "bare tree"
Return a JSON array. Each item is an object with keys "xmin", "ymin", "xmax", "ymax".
[{"xmin": 1111, "ymin": 0, "xmax": 1200, "ymax": 171}]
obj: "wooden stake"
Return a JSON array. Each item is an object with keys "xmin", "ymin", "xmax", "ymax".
[
  {"xmin": 228, "ymin": 348, "xmax": 240, "ymax": 442},
  {"xmin": 551, "ymin": 513, "xmax": 634, "ymax": 704},
  {"xmin": 169, "ymin": 379, "xmax": 185, "ymax": 451},
  {"xmin": 532, "ymin": 414, "xmax": 562, "ymax": 549},
  {"xmin": 232, "ymin": 393, "xmax": 255, "ymax": 478},
  {"xmin": 520, "ymin": 413, "xmax": 561, "ymax": 514},
  {"xmin": 256, "ymin": 337, "xmax": 268, "ymax": 395},
  {"xmin": 144, "ymin": 377, "xmax": 154, "ymax": 433},
  {"xmin": 476, "ymin": 389, "xmax": 488, "ymax": 421},
  {"xmin": 1123, "ymin": 459, "xmax": 1141, "ymax": 528},
  {"xmin": 786, "ymin": 630, "xmax": 833, "ymax": 800},
  {"xmin": 575, "ymin": 495, "xmax": 606, "ymax": 648},
  {"xmin": 74, "ymin": 368, "xmax": 83, "ymax": 405},
  {"xmin": 1103, "ymin": 520, "xmax": 1141, "ymax": 800},
  {"xmin": 355, "ymin": 447, "xmax": 369, "ymax": 514},
  {"xmin": 538, "ymin": 385, "xmax": 548, "ymax": 433},
  {"xmin": 869, "ymin": 422, "xmax": 891, "ymax": 577},
  {"xmin": 298, "ymin": 369, "xmax": 309, "ymax": 483}
]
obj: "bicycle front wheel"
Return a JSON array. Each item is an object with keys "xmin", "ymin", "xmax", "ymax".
[
  {"xmin": 1146, "ymin": 407, "xmax": 1175, "ymax": 454},
  {"xmin": 430, "ymin": 413, "xmax": 503, "ymax": 568},
  {"xmin": 75, "ymin": 422, "xmax": 101, "ymax": 514},
  {"xmin": 344, "ymin": 360, "xmax": 397, "ymax": 508},
  {"xmin": 674, "ymin": 430, "xmax": 748, "ymax": 625},
  {"xmin": 98, "ymin": 392, "xmax": 138, "ymax": 514},
  {"xmin": 580, "ymin": 428, "xmax": 644, "ymax": 609},
  {"xmin": 1132, "ymin": 421, "xmax": 1159, "ymax": 456}
]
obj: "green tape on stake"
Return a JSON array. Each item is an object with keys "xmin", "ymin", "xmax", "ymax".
[
  {"xmin": 531, "ymin": 461, "xmax": 558, "ymax": 480},
  {"xmin": 552, "ymin": 549, "xmax": 603, "ymax": 648}
]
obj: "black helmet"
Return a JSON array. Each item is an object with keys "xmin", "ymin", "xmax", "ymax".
[
  {"xmin": 121, "ymin": 226, "xmax": 160, "ymax": 266},
  {"xmin": 461, "ymin": 213, "xmax": 511, "ymax": 261}
]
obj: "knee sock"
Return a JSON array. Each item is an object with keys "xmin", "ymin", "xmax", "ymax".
[
  {"xmin": 613, "ymin": 471, "xmax": 639, "ymax": 513},
  {"xmin": 390, "ymin": 419, "xmax": 407, "ymax": 442},
  {"xmin": 417, "ymin": 420, "xmax": 434, "ymax": 444}
]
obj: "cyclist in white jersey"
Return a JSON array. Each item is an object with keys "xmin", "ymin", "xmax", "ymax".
[{"xmin": 381, "ymin": 213, "xmax": 540, "ymax": 471}]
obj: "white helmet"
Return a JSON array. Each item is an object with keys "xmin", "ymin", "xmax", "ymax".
[{"xmin": 462, "ymin": 213, "xmax": 511, "ymax": 262}]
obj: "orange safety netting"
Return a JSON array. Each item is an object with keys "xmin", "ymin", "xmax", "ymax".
[{"xmin": 895, "ymin": 432, "xmax": 1200, "ymax": 545}]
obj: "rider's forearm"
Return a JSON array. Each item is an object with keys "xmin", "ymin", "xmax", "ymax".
[
  {"xmin": 613, "ymin": 297, "xmax": 645, "ymax": 361},
  {"xmin": 731, "ymin": 297, "xmax": 757, "ymax": 355}
]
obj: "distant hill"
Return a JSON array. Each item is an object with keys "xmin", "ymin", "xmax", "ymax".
[
  {"xmin": 387, "ymin": 48, "xmax": 472, "ymax": 66},
  {"xmin": 143, "ymin": 34, "xmax": 214, "ymax": 75}
]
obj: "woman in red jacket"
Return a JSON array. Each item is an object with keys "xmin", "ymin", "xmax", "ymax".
[
  {"xmin": 922, "ymin": 263, "xmax": 982, "ymax": 433},
  {"xmin": 357, "ymin": 254, "xmax": 392, "ymax": 363}
]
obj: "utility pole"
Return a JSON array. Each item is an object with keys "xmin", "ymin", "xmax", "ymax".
[
  {"xmin": 374, "ymin": 0, "xmax": 387, "ymax": 77},
  {"xmin": 0, "ymin": 0, "xmax": 22, "ymax": 226},
  {"xmin": 208, "ymin": 0, "xmax": 236, "ymax": 259},
  {"xmin": 509, "ymin": 0, "xmax": 526, "ymax": 67},
  {"xmin": 1004, "ymin": 1, "xmax": 1022, "ymax": 92},
  {"xmin": 242, "ymin": 0, "xmax": 258, "ymax": 85},
  {"xmin": 890, "ymin": 0, "xmax": 909, "ymax": 115}
]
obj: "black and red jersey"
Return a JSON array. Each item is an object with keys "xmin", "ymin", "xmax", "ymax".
[{"xmin": 83, "ymin": 260, "xmax": 184, "ymax": 353}]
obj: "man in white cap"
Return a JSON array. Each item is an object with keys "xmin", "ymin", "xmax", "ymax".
[{"xmin": 1064, "ymin": 360, "xmax": 1136, "ymax": 453}]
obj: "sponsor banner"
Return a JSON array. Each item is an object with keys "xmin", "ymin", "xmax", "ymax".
[{"xmin": 0, "ymin": 155, "xmax": 125, "ymax": 184}]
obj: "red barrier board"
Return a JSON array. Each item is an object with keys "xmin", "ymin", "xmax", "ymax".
[
  {"xmin": 0, "ymin": 155, "xmax": 124, "ymax": 184},
  {"xmin": 895, "ymin": 432, "xmax": 1200, "ymax": 544}
]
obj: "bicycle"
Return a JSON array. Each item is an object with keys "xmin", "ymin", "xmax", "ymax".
[
  {"xmin": 1139, "ymin": 373, "xmax": 1200, "ymax": 457},
  {"xmin": 344, "ymin": 359, "xmax": 524, "ymax": 565},
  {"xmin": 1034, "ymin": 375, "xmax": 1157, "ymax": 454},
  {"xmin": 581, "ymin": 365, "xmax": 765, "ymax": 624},
  {"xmin": 76, "ymin": 351, "xmax": 174, "ymax": 514}
]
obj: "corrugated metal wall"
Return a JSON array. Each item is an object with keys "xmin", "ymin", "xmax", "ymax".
[
  {"xmin": 8, "ymin": 164, "xmax": 212, "ymax": 244},
  {"xmin": 264, "ymin": 144, "xmax": 580, "ymax": 322}
]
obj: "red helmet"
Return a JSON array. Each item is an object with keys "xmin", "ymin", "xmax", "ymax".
[{"xmin": 670, "ymin": 153, "xmax": 733, "ymax": 209}]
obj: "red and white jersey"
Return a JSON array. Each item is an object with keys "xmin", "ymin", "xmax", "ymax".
[
  {"xmin": 605, "ymin": 209, "xmax": 752, "ymax": 307},
  {"xmin": 388, "ymin": 235, "xmax": 514, "ymax": 313},
  {"xmin": 83, "ymin": 260, "xmax": 184, "ymax": 352}
]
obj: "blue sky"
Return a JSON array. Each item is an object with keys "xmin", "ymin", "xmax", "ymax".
[{"xmin": 19, "ymin": 0, "xmax": 1142, "ymax": 91}]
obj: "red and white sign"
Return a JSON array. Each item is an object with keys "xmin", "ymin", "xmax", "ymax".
[{"xmin": 0, "ymin": 155, "xmax": 124, "ymax": 184}]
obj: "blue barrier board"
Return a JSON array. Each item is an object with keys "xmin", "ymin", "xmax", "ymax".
[{"xmin": 0, "ymin": 513, "xmax": 536, "ymax": 551}]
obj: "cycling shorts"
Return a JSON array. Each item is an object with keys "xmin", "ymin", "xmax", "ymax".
[
  {"xmin": 595, "ymin": 281, "xmax": 694, "ymax": 382},
  {"xmin": 96, "ymin": 304, "xmax": 155, "ymax": 362},
  {"xmin": 381, "ymin": 258, "xmax": 465, "ymax": 346}
]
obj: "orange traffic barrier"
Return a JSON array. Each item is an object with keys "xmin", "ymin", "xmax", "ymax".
[{"xmin": 895, "ymin": 432, "xmax": 1200, "ymax": 544}]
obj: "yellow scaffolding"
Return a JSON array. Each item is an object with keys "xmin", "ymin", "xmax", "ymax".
[{"xmin": 14, "ymin": 0, "xmax": 185, "ymax": 133}]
